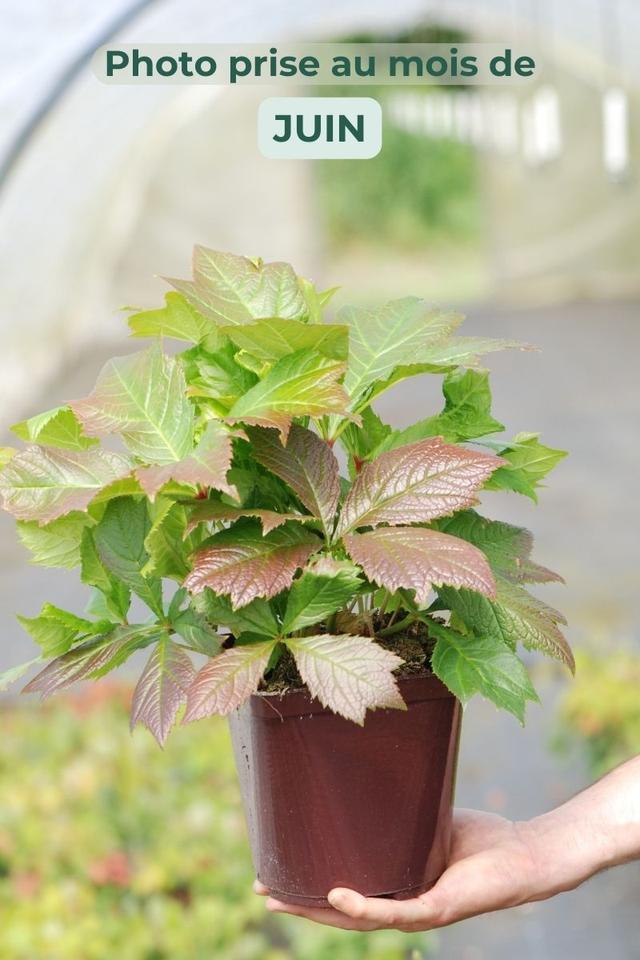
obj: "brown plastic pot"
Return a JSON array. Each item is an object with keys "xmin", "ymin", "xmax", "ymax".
[{"xmin": 228, "ymin": 673, "xmax": 461, "ymax": 907}]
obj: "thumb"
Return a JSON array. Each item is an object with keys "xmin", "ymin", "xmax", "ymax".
[{"xmin": 327, "ymin": 888, "xmax": 367, "ymax": 915}]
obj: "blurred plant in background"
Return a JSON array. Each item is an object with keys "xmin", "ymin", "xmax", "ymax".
[
  {"xmin": 317, "ymin": 128, "xmax": 480, "ymax": 252},
  {"xmin": 317, "ymin": 22, "xmax": 479, "ymax": 253},
  {"xmin": 557, "ymin": 649, "xmax": 640, "ymax": 777},
  {"xmin": 0, "ymin": 687, "xmax": 430, "ymax": 960},
  {"xmin": 315, "ymin": 22, "xmax": 483, "ymax": 301}
]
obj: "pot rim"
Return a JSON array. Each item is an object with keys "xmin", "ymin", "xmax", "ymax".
[{"xmin": 248, "ymin": 671, "xmax": 454, "ymax": 719}]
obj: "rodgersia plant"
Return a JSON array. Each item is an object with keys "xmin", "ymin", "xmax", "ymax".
[{"xmin": 0, "ymin": 249, "xmax": 572, "ymax": 744}]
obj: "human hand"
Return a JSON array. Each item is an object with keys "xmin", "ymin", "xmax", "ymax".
[{"xmin": 254, "ymin": 806, "xmax": 604, "ymax": 932}]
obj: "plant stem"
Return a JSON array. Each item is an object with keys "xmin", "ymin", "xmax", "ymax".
[
  {"xmin": 378, "ymin": 590, "xmax": 391, "ymax": 617},
  {"xmin": 377, "ymin": 613, "xmax": 415, "ymax": 638}
]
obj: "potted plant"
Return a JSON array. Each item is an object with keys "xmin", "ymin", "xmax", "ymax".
[{"xmin": 0, "ymin": 247, "xmax": 572, "ymax": 907}]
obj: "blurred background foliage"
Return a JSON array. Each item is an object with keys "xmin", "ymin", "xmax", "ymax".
[
  {"xmin": 0, "ymin": 686, "xmax": 431, "ymax": 960},
  {"xmin": 557, "ymin": 649, "xmax": 640, "ymax": 777},
  {"xmin": 316, "ymin": 129, "xmax": 480, "ymax": 252},
  {"xmin": 316, "ymin": 23, "xmax": 481, "ymax": 254}
]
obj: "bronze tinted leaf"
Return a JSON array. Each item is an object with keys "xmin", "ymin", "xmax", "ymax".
[
  {"xmin": 23, "ymin": 625, "xmax": 161, "ymax": 699},
  {"xmin": 285, "ymin": 634, "xmax": 405, "ymax": 724},
  {"xmin": 0, "ymin": 446, "xmax": 132, "ymax": 523},
  {"xmin": 168, "ymin": 247, "xmax": 306, "ymax": 326},
  {"xmin": 249, "ymin": 424, "xmax": 340, "ymax": 536},
  {"xmin": 345, "ymin": 527, "xmax": 496, "ymax": 605},
  {"xmin": 337, "ymin": 438, "xmax": 504, "ymax": 536},
  {"xmin": 71, "ymin": 344, "xmax": 193, "ymax": 464},
  {"xmin": 130, "ymin": 637, "xmax": 196, "ymax": 745},
  {"xmin": 183, "ymin": 640, "xmax": 277, "ymax": 720},
  {"xmin": 184, "ymin": 521, "xmax": 319, "ymax": 608},
  {"xmin": 135, "ymin": 421, "xmax": 236, "ymax": 500}
]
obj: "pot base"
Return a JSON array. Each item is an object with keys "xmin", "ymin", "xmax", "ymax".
[{"xmin": 261, "ymin": 876, "xmax": 439, "ymax": 909}]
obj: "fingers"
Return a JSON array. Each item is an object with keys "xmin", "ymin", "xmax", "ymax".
[
  {"xmin": 255, "ymin": 881, "xmax": 382, "ymax": 929},
  {"xmin": 266, "ymin": 896, "xmax": 381, "ymax": 930},
  {"xmin": 326, "ymin": 887, "xmax": 439, "ymax": 931}
]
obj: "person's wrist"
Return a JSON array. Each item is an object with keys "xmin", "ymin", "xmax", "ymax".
[
  {"xmin": 516, "ymin": 808, "xmax": 609, "ymax": 898},
  {"xmin": 550, "ymin": 760, "xmax": 640, "ymax": 874}
]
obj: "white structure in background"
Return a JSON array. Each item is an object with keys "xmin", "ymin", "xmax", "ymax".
[
  {"xmin": 389, "ymin": 91, "xmax": 523, "ymax": 155},
  {"xmin": 602, "ymin": 87, "xmax": 630, "ymax": 178},
  {"xmin": 389, "ymin": 85, "xmax": 563, "ymax": 166},
  {"xmin": 0, "ymin": 0, "xmax": 638, "ymax": 425},
  {"xmin": 522, "ymin": 85, "xmax": 562, "ymax": 166},
  {"xmin": 390, "ymin": 81, "xmax": 632, "ymax": 178}
]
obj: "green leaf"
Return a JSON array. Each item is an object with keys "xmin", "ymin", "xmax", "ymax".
[
  {"xmin": 93, "ymin": 498, "xmax": 164, "ymax": 617},
  {"xmin": 430, "ymin": 621, "xmax": 539, "ymax": 723},
  {"xmin": 128, "ymin": 292, "xmax": 218, "ymax": 347},
  {"xmin": 184, "ymin": 639, "xmax": 278, "ymax": 720},
  {"xmin": 282, "ymin": 558, "xmax": 363, "ymax": 633},
  {"xmin": 284, "ymin": 634, "xmax": 405, "ymax": 724},
  {"xmin": 89, "ymin": 476, "xmax": 143, "ymax": 505},
  {"xmin": 338, "ymin": 297, "xmax": 462, "ymax": 409},
  {"xmin": 0, "ymin": 446, "xmax": 133, "ymax": 523},
  {"xmin": 23, "ymin": 625, "xmax": 163, "ymax": 698},
  {"xmin": 439, "ymin": 579, "xmax": 574, "ymax": 672},
  {"xmin": 299, "ymin": 278, "xmax": 339, "ymax": 323},
  {"xmin": 486, "ymin": 433, "xmax": 567, "ymax": 501},
  {"xmin": 248, "ymin": 424, "xmax": 340, "ymax": 537},
  {"xmin": 227, "ymin": 349, "xmax": 350, "ymax": 439},
  {"xmin": 0, "ymin": 658, "xmax": 41, "ymax": 692},
  {"xmin": 191, "ymin": 589, "xmax": 279, "ymax": 639},
  {"xmin": 345, "ymin": 527, "xmax": 495, "ymax": 606},
  {"xmin": 167, "ymin": 587, "xmax": 188, "ymax": 621},
  {"xmin": 185, "ymin": 520, "xmax": 319, "ymax": 609},
  {"xmin": 80, "ymin": 529, "xmax": 131, "ymax": 622},
  {"xmin": 220, "ymin": 318, "xmax": 348, "ymax": 363},
  {"xmin": 143, "ymin": 500, "xmax": 193, "ymax": 580},
  {"xmin": 340, "ymin": 407, "xmax": 392, "ymax": 464},
  {"xmin": 183, "ymin": 340, "xmax": 257, "ymax": 411},
  {"xmin": 170, "ymin": 607, "xmax": 221, "ymax": 656},
  {"xmin": 168, "ymin": 247, "xmax": 306, "ymax": 326},
  {"xmin": 234, "ymin": 350, "xmax": 269, "ymax": 377},
  {"xmin": 135, "ymin": 420, "xmax": 236, "ymax": 501},
  {"xmin": 17, "ymin": 603, "xmax": 105, "ymax": 657},
  {"xmin": 435, "ymin": 510, "xmax": 563, "ymax": 585},
  {"xmin": 11, "ymin": 406, "xmax": 98, "ymax": 451},
  {"xmin": 130, "ymin": 636, "xmax": 196, "ymax": 745},
  {"xmin": 375, "ymin": 370, "xmax": 504, "ymax": 454},
  {"xmin": 336, "ymin": 437, "xmax": 503, "ymax": 536},
  {"xmin": 17, "ymin": 512, "xmax": 95, "ymax": 569},
  {"xmin": 71, "ymin": 343, "xmax": 193, "ymax": 464},
  {"xmin": 0, "ymin": 447, "xmax": 15, "ymax": 468},
  {"xmin": 411, "ymin": 337, "xmax": 533, "ymax": 368}
]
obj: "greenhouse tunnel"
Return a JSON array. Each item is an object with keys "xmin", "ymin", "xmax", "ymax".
[{"xmin": 0, "ymin": 1, "xmax": 638, "ymax": 956}]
